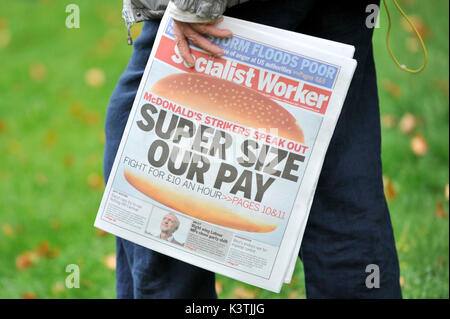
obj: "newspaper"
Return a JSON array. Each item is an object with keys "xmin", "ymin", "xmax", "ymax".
[
  {"xmin": 94, "ymin": 11, "xmax": 357, "ymax": 293},
  {"xmin": 227, "ymin": 16, "xmax": 357, "ymax": 285}
]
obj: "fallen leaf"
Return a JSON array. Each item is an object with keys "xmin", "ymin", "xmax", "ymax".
[
  {"xmin": 35, "ymin": 173, "xmax": 48, "ymax": 186},
  {"xmin": 8, "ymin": 139, "xmax": 21, "ymax": 155},
  {"xmin": 99, "ymin": 131, "xmax": 105, "ymax": 144},
  {"xmin": 32, "ymin": 241, "xmax": 60, "ymax": 259},
  {"xmin": 16, "ymin": 225, "xmax": 25, "ymax": 234},
  {"xmin": 88, "ymin": 173, "xmax": 104, "ymax": 190},
  {"xmin": 231, "ymin": 286, "xmax": 258, "ymax": 299},
  {"xmin": 398, "ymin": 113, "xmax": 418, "ymax": 134},
  {"xmin": 288, "ymin": 277, "xmax": 298, "ymax": 287},
  {"xmin": 15, "ymin": 242, "xmax": 59, "ymax": 263},
  {"xmin": 82, "ymin": 279, "xmax": 92, "ymax": 288},
  {"xmin": 438, "ymin": 258, "xmax": 445, "ymax": 266},
  {"xmin": 215, "ymin": 280, "xmax": 223, "ymax": 295},
  {"xmin": 399, "ymin": 276, "xmax": 405, "ymax": 287},
  {"xmin": 70, "ymin": 102, "xmax": 85, "ymax": 118},
  {"xmin": 63, "ymin": 154, "xmax": 75, "ymax": 168},
  {"xmin": 383, "ymin": 176, "xmax": 397, "ymax": 201},
  {"xmin": 21, "ymin": 292, "xmax": 38, "ymax": 299},
  {"xmin": 400, "ymin": 14, "xmax": 431, "ymax": 40},
  {"xmin": 85, "ymin": 68, "xmax": 105, "ymax": 88},
  {"xmin": 288, "ymin": 289, "xmax": 304, "ymax": 299},
  {"xmin": 50, "ymin": 219, "xmax": 60, "ymax": 229},
  {"xmin": 95, "ymin": 228, "xmax": 108, "ymax": 237},
  {"xmin": 0, "ymin": 18, "xmax": 7, "ymax": 30},
  {"xmin": 95, "ymin": 37, "xmax": 114, "ymax": 56},
  {"xmin": 86, "ymin": 154, "xmax": 101, "ymax": 167},
  {"xmin": 399, "ymin": 0, "xmax": 414, "ymax": 6},
  {"xmin": 0, "ymin": 28, "xmax": 11, "ymax": 49},
  {"xmin": 82, "ymin": 110, "xmax": 101, "ymax": 126},
  {"xmin": 435, "ymin": 200, "xmax": 447, "ymax": 219},
  {"xmin": 0, "ymin": 170, "xmax": 10, "ymax": 181},
  {"xmin": 98, "ymin": 4, "xmax": 120, "ymax": 25},
  {"xmin": 445, "ymin": 184, "xmax": 449, "ymax": 201},
  {"xmin": 405, "ymin": 36, "xmax": 419, "ymax": 53},
  {"xmin": 43, "ymin": 130, "xmax": 58, "ymax": 148},
  {"xmin": 381, "ymin": 114, "xmax": 396, "ymax": 128},
  {"xmin": 47, "ymin": 247, "xmax": 61, "ymax": 258},
  {"xmin": 36, "ymin": 241, "xmax": 51, "ymax": 257},
  {"xmin": 29, "ymin": 63, "xmax": 48, "ymax": 82},
  {"xmin": 16, "ymin": 251, "xmax": 39, "ymax": 271},
  {"xmin": 2, "ymin": 223, "xmax": 14, "ymax": 237},
  {"xmin": 288, "ymin": 291, "xmax": 297, "ymax": 299},
  {"xmin": 383, "ymin": 79, "xmax": 402, "ymax": 99},
  {"xmin": 410, "ymin": 134, "xmax": 428, "ymax": 156},
  {"xmin": 51, "ymin": 281, "xmax": 65, "ymax": 295},
  {"xmin": 433, "ymin": 79, "xmax": 449, "ymax": 98},
  {"xmin": 57, "ymin": 87, "xmax": 72, "ymax": 100},
  {"xmin": 0, "ymin": 118, "xmax": 6, "ymax": 133},
  {"xmin": 103, "ymin": 253, "xmax": 116, "ymax": 270}
]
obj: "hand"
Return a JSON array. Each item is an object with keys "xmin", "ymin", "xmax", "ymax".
[{"xmin": 173, "ymin": 17, "xmax": 232, "ymax": 68}]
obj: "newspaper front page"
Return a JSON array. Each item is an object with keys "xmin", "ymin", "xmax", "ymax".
[{"xmin": 94, "ymin": 11, "xmax": 357, "ymax": 292}]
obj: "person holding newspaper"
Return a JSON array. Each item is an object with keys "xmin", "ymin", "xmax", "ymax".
[{"xmin": 104, "ymin": 0, "xmax": 402, "ymax": 298}]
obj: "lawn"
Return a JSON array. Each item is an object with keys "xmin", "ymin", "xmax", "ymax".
[{"xmin": 0, "ymin": 0, "xmax": 448, "ymax": 299}]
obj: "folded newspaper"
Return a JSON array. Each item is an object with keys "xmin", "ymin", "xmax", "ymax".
[{"xmin": 94, "ymin": 11, "xmax": 357, "ymax": 293}]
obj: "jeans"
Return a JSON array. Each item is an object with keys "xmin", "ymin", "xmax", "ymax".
[{"xmin": 103, "ymin": 0, "xmax": 402, "ymax": 298}]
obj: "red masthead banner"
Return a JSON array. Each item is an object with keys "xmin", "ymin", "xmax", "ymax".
[{"xmin": 154, "ymin": 35, "xmax": 331, "ymax": 115}]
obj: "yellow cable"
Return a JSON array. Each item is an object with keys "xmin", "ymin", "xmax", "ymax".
[{"xmin": 382, "ymin": 0, "xmax": 428, "ymax": 73}]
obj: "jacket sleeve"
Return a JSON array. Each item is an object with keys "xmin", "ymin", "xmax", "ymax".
[
  {"xmin": 124, "ymin": 0, "xmax": 237, "ymax": 44},
  {"xmin": 172, "ymin": 0, "xmax": 228, "ymax": 20},
  {"xmin": 129, "ymin": 0, "xmax": 170, "ymax": 21}
]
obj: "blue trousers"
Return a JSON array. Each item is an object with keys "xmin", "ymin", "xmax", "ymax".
[{"xmin": 104, "ymin": 0, "xmax": 402, "ymax": 298}]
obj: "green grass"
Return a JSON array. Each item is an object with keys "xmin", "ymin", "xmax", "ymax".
[{"xmin": 0, "ymin": 0, "xmax": 448, "ymax": 299}]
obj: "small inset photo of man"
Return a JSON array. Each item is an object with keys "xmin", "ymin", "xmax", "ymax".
[{"xmin": 145, "ymin": 206, "xmax": 191, "ymax": 247}]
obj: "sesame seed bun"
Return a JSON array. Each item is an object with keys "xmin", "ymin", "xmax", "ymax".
[
  {"xmin": 151, "ymin": 73, "xmax": 304, "ymax": 143},
  {"xmin": 124, "ymin": 169, "xmax": 277, "ymax": 233}
]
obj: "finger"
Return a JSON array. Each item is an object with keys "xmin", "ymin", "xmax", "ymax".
[
  {"xmin": 173, "ymin": 22, "xmax": 195, "ymax": 67},
  {"xmin": 191, "ymin": 23, "xmax": 232, "ymax": 38},
  {"xmin": 182, "ymin": 25, "xmax": 225, "ymax": 57}
]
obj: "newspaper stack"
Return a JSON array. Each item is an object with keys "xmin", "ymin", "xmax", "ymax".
[{"xmin": 94, "ymin": 10, "xmax": 357, "ymax": 293}]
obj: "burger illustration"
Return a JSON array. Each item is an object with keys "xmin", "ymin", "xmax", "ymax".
[
  {"xmin": 124, "ymin": 73, "xmax": 305, "ymax": 233},
  {"xmin": 151, "ymin": 72, "xmax": 304, "ymax": 144}
]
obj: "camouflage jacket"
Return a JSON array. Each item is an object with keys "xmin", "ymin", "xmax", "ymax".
[{"xmin": 122, "ymin": 0, "xmax": 249, "ymax": 43}]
